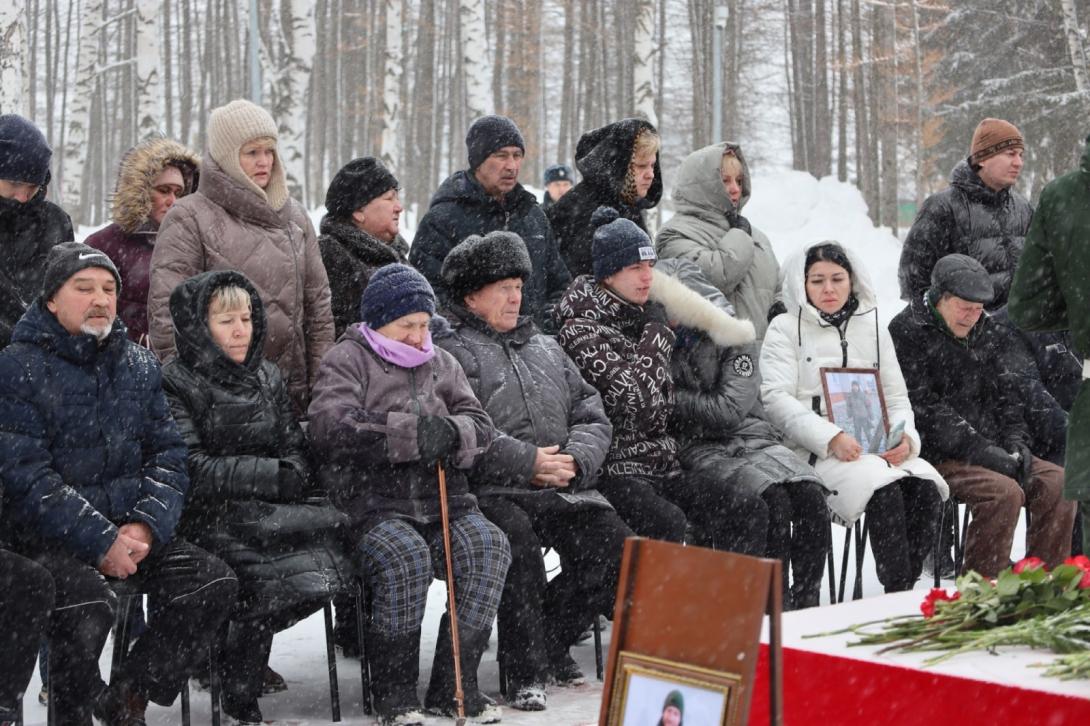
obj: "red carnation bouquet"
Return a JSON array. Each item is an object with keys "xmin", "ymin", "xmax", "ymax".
[{"xmin": 809, "ymin": 556, "xmax": 1090, "ymax": 680}]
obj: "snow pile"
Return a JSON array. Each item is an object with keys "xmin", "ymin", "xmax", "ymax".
[{"xmin": 745, "ymin": 170, "xmax": 907, "ymax": 324}]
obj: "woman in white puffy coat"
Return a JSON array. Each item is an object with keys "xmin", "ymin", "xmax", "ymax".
[{"xmin": 760, "ymin": 242, "xmax": 948, "ymax": 593}]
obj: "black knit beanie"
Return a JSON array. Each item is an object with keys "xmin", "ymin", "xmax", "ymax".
[
  {"xmin": 324, "ymin": 157, "xmax": 399, "ymax": 220},
  {"xmin": 42, "ymin": 242, "xmax": 122, "ymax": 300},
  {"xmin": 466, "ymin": 115, "xmax": 525, "ymax": 171},
  {"xmin": 591, "ymin": 206, "xmax": 656, "ymax": 280},
  {"xmin": 442, "ymin": 231, "xmax": 533, "ymax": 301},
  {"xmin": 359, "ymin": 264, "xmax": 436, "ymax": 330},
  {"xmin": 0, "ymin": 114, "xmax": 53, "ymax": 187}
]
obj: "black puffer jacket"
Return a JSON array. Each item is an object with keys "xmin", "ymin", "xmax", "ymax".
[
  {"xmin": 435, "ymin": 305, "xmax": 613, "ymax": 507},
  {"xmin": 664, "ymin": 265, "xmax": 823, "ymax": 497},
  {"xmin": 0, "ymin": 181, "xmax": 74, "ymax": 349},
  {"xmin": 547, "ymin": 119, "xmax": 663, "ymax": 277},
  {"xmin": 409, "ymin": 171, "xmax": 570, "ymax": 332},
  {"xmin": 898, "ymin": 160, "xmax": 1033, "ymax": 310},
  {"xmin": 555, "ymin": 276, "xmax": 677, "ymax": 478},
  {"xmin": 888, "ymin": 294, "xmax": 1030, "ymax": 464},
  {"xmin": 317, "ymin": 214, "xmax": 410, "ymax": 339},
  {"xmin": 162, "ymin": 270, "xmax": 352, "ymax": 618}
]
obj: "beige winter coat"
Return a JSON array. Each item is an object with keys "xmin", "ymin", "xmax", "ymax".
[{"xmin": 148, "ymin": 157, "xmax": 334, "ymax": 415}]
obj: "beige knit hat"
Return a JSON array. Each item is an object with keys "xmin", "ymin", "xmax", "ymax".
[
  {"xmin": 969, "ymin": 118, "xmax": 1024, "ymax": 166},
  {"xmin": 207, "ymin": 99, "xmax": 289, "ymax": 210}
]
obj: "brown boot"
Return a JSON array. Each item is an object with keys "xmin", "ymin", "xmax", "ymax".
[{"xmin": 93, "ymin": 680, "xmax": 149, "ymax": 726}]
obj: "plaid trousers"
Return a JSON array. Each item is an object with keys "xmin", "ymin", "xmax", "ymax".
[{"xmin": 357, "ymin": 513, "xmax": 511, "ymax": 636}]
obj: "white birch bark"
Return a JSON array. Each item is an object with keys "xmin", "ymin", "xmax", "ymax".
[
  {"xmin": 63, "ymin": 0, "xmax": 103, "ymax": 215},
  {"xmin": 134, "ymin": 0, "xmax": 162, "ymax": 139},
  {"xmin": 0, "ymin": 1, "xmax": 27, "ymax": 115},
  {"xmin": 632, "ymin": 0, "xmax": 657, "ymax": 126},
  {"xmin": 279, "ymin": 0, "xmax": 316, "ymax": 199},
  {"xmin": 1060, "ymin": 0, "xmax": 1089, "ymax": 93},
  {"xmin": 460, "ymin": 0, "xmax": 492, "ymax": 118},
  {"xmin": 380, "ymin": 0, "xmax": 402, "ymax": 169}
]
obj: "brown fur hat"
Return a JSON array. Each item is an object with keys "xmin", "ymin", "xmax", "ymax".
[{"xmin": 111, "ymin": 137, "xmax": 200, "ymax": 233}]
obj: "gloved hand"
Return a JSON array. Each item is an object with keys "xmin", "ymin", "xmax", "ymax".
[
  {"xmin": 1010, "ymin": 442, "xmax": 1035, "ymax": 488},
  {"xmin": 276, "ymin": 461, "xmax": 306, "ymax": 501},
  {"xmin": 725, "ymin": 210, "xmax": 752, "ymax": 235},
  {"xmin": 417, "ymin": 415, "xmax": 459, "ymax": 462},
  {"xmin": 970, "ymin": 444, "xmax": 1020, "ymax": 479},
  {"xmin": 767, "ymin": 300, "xmax": 787, "ymax": 322}
]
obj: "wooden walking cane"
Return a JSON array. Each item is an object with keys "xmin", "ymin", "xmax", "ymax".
[{"xmin": 437, "ymin": 462, "xmax": 467, "ymax": 726}]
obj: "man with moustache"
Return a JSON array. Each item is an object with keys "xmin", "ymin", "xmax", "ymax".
[
  {"xmin": 410, "ymin": 115, "xmax": 570, "ymax": 332},
  {"xmin": 0, "ymin": 243, "xmax": 237, "ymax": 725}
]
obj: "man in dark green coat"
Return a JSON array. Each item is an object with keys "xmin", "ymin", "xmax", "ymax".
[{"xmin": 1008, "ymin": 135, "xmax": 1090, "ymax": 553}]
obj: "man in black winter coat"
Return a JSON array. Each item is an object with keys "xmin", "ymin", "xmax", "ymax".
[
  {"xmin": 409, "ymin": 115, "xmax": 570, "ymax": 332},
  {"xmin": 898, "ymin": 118, "xmax": 1032, "ymax": 310},
  {"xmin": 0, "ymin": 243, "xmax": 238, "ymax": 725},
  {"xmin": 0, "ymin": 114, "xmax": 74, "ymax": 349},
  {"xmin": 436, "ymin": 232, "xmax": 632, "ymax": 709},
  {"xmin": 889, "ymin": 254, "xmax": 1076, "ymax": 578}
]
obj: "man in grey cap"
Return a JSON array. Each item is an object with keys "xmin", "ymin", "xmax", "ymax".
[
  {"xmin": 889, "ymin": 253, "xmax": 1076, "ymax": 578},
  {"xmin": 540, "ymin": 163, "xmax": 573, "ymax": 210}
]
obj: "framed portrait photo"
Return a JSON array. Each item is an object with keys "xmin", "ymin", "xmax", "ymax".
[
  {"xmin": 820, "ymin": 367, "xmax": 890, "ymax": 455},
  {"xmin": 607, "ymin": 651, "xmax": 742, "ymax": 726}
]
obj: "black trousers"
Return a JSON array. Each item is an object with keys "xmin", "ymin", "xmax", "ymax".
[
  {"xmin": 865, "ymin": 477, "xmax": 943, "ymax": 592},
  {"xmin": 18, "ymin": 538, "xmax": 238, "ymax": 723},
  {"xmin": 761, "ymin": 482, "xmax": 831, "ymax": 609},
  {"xmin": 660, "ymin": 469, "xmax": 769, "ymax": 556},
  {"xmin": 219, "ymin": 598, "xmax": 325, "ymax": 707},
  {"xmin": 478, "ymin": 495, "xmax": 632, "ymax": 687},
  {"xmin": 596, "ymin": 475, "xmax": 688, "ymax": 543},
  {"xmin": 0, "ymin": 549, "xmax": 54, "ymax": 717}
]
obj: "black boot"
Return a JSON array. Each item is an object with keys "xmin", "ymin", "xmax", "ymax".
[
  {"xmin": 425, "ymin": 614, "xmax": 501, "ymax": 723},
  {"xmin": 368, "ymin": 627, "xmax": 425, "ymax": 725}
]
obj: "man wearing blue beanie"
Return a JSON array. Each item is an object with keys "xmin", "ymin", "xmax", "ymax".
[
  {"xmin": 0, "ymin": 114, "xmax": 74, "ymax": 349},
  {"xmin": 410, "ymin": 115, "xmax": 571, "ymax": 333},
  {"xmin": 553, "ymin": 207, "xmax": 769, "ymax": 557}
]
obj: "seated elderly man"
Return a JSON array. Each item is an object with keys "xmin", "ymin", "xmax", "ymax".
[
  {"xmin": 889, "ymin": 253, "xmax": 1077, "ymax": 578},
  {"xmin": 0, "ymin": 243, "xmax": 237, "ymax": 726},
  {"xmin": 436, "ymin": 232, "xmax": 632, "ymax": 711}
]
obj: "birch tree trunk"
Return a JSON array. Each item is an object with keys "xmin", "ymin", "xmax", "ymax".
[
  {"xmin": 279, "ymin": 0, "xmax": 316, "ymax": 200},
  {"xmin": 1060, "ymin": 0, "xmax": 1089, "ymax": 92},
  {"xmin": 380, "ymin": 0, "xmax": 402, "ymax": 169},
  {"xmin": 460, "ymin": 0, "xmax": 492, "ymax": 118},
  {"xmin": 632, "ymin": 0, "xmax": 657, "ymax": 125},
  {"xmin": 0, "ymin": 1, "xmax": 27, "ymax": 115},
  {"xmin": 63, "ymin": 0, "xmax": 103, "ymax": 220},
  {"xmin": 135, "ymin": 0, "xmax": 162, "ymax": 139}
]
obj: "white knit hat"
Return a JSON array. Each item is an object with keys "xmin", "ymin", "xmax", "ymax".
[{"xmin": 207, "ymin": 99, "xmax": 289, "ymax": 210}]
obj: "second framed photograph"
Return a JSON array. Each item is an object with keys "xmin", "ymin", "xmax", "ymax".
[
  {"xmin": 820, "ymin": 367, "xmax": 890, "ymax": 455},
  {"xmin": 606, "ymin": 651, "xmax": 742, "ymax": 726}
]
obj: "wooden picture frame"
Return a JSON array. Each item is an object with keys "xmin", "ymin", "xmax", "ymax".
[
  {"xmin": 819, "ymin": 367, "xmax": 890, "ymax": 455},
  {"xmin": 607, "ymin": 651, "xmax": 742, "ymax": 726}
]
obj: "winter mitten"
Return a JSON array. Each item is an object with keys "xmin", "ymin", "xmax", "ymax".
[
  {"xmin": 1010, "ymin": 443, "xmax": 1035, "ymax": 488},
  {"xmin": 971, "ymin": 444, "xmax": 1020, "ymax": 479},
  {"xmin": 417, "ymin": 415, "xmax": 459, "ymax": 462}
]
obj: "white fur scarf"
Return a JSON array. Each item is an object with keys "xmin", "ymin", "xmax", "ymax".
[{"xmin": 648, "ymin": 269, "xmax": 757, "ymax": 347}]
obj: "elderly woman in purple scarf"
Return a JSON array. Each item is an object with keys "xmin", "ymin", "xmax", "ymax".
[{"xmin": 308, "ymin": 263, "xmax": 511, "ymax": 725}]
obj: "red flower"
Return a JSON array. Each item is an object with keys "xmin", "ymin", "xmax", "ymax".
[
  {"xmin": 1063, "ymin": 556, "xmax": 1090, "ymax": 589},
  {"xmin": 1012, "ymin": 556, "xmax": 1046, "ymax": 574},
  {"xmin": 921, "ymin": 588, "xmax": 961, "ymax": 618}
]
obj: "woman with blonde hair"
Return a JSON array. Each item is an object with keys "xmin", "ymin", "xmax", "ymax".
[{"xmin": 547, "ymin": 119, "xmax": 663, "ymax": 277}]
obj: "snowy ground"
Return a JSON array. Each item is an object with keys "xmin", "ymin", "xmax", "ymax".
[{"xmin": 42, "ymin": 173, "xmax": 1032, "ymax": 724}]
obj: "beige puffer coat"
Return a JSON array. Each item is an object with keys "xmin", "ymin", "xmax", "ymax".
[{"xmin": 148, "ymin": 157, "xmax": 334, "ymax": 416}]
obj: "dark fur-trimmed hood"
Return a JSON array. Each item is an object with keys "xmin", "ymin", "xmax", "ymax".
[{"xmin": 111, "ymin": 138, "xmax": 200, "ymax": 233}]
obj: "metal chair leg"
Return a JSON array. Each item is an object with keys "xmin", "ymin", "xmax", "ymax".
[
  {"xmin": 210, "ymin": 621, "xmax": 225, "ymax": 726},
  {"xmin": 323, "ymin": 602, "xmax": 342, "ymax": 722},
  {"xmin": 593, "ymin": 616, "xmax": 604, "ymax": 681},
  {"xmin": 825, "ymin": 521, "xmax": 836, "ymax": 605},
  {"xmin": 852, "ymin": 519, "xmax": 868, "ymax": 601},
  {"xmin": 954, "ymin": 503, "xmax": 970, "ymax": 575},
  {"xmin": 180, "ymin": 681, "xmax": 190, "ymax": 725},
  {"xmin": 934, "ymin": 500, "xmax": 949, "ymax": 588},
  {"xmin": 837, "ymin": 525, "xmax": 852, "ymax": 603}
]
